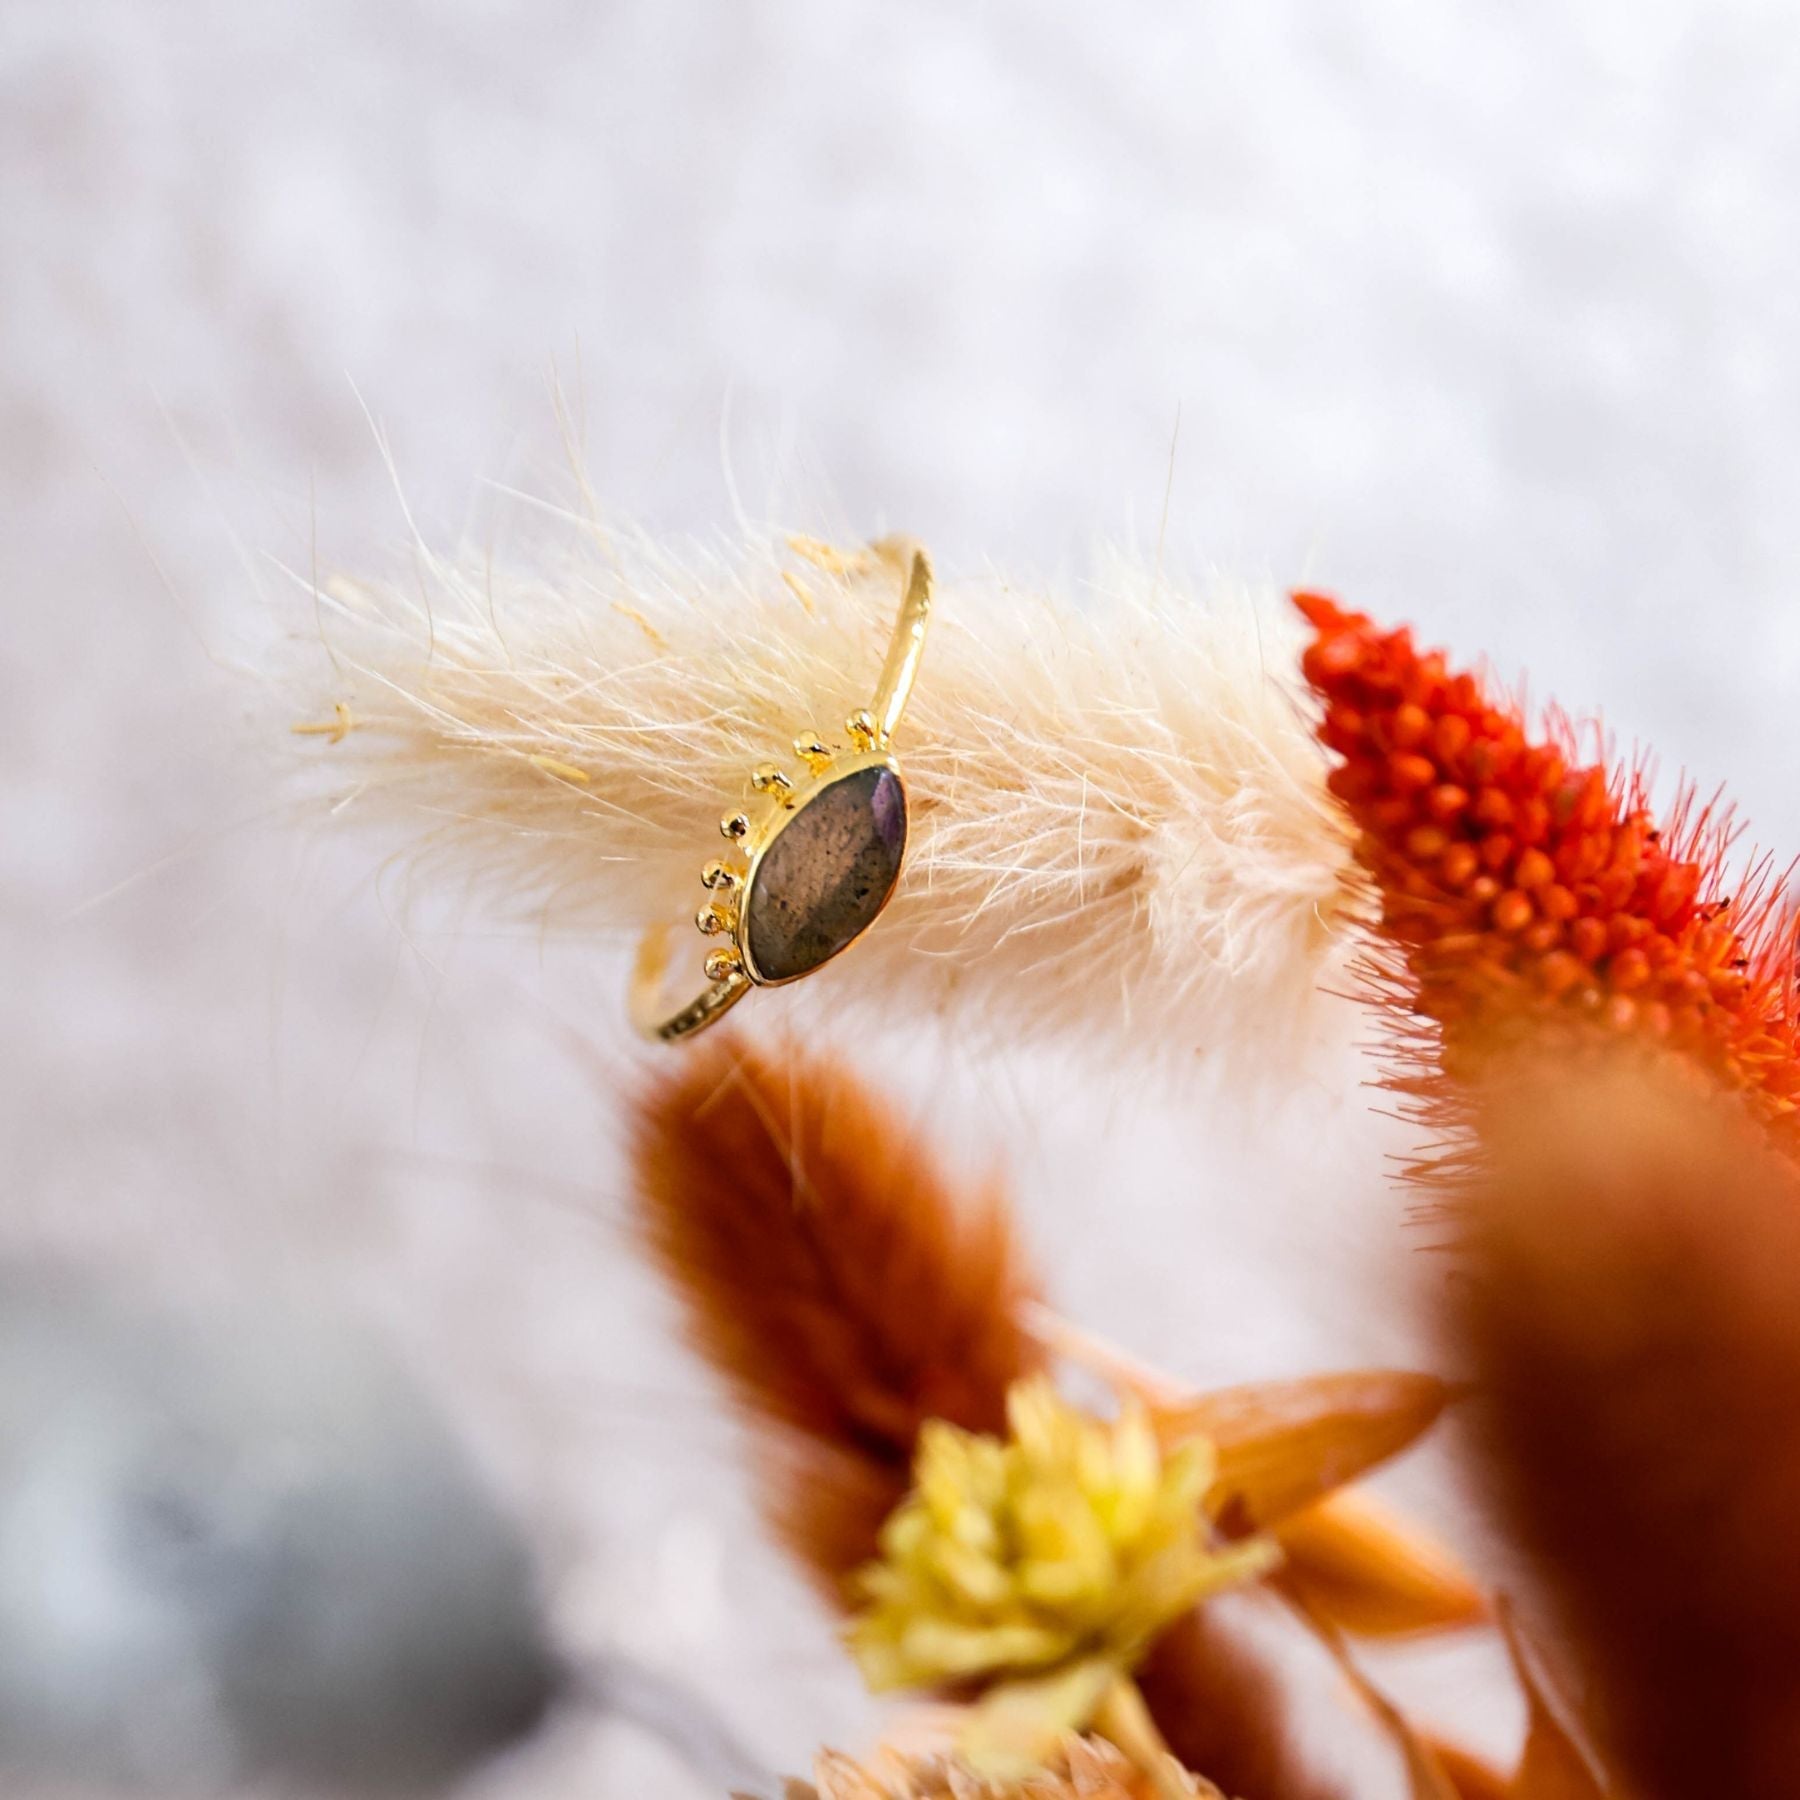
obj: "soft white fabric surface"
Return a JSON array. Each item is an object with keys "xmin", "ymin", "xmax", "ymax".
[{"xmin": 6, "ymin": 3, "xmax": 1799, "ymax": 1791}]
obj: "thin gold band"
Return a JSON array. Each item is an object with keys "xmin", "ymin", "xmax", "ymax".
[
  {"xmin": 867, "ymin": 535, "xmax": 933, "ymax": 746},
  {"xmin": 630, "ymin": 539, "xmax": 932, "ymax": 1043},
  {"xmin": 630, "ymin": 924, "xmax": 753, "ymax": 1042}
]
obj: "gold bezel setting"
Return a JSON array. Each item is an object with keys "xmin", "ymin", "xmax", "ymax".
[{"xmin": 703, "ymin": 744, "xmax": 907, "ymax": 989}]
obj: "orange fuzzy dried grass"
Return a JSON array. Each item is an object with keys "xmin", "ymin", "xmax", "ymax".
[
  {"xmin": 1450, "ymin": 1057, "xmax": 1800, "ymax": 1796},
  {"xmin": 630, "ymin": 1034, "xmax": 1042, "ymax": 1588},
  {"xmin": 1293, "ymin": 594, "xmax": 1800, "ymax": 1197}
]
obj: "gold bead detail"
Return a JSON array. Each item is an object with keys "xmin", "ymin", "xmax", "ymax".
[
  {"xmin": 719, "ymin": 811, "xmax": 751, "ymax": 841},
  {"xmin": 846, "ymin": 708, "xmax": 877, "ymax": 748},
  {"xmin": 793, "ymin": 730, "xmax": 831, "ymax": 770},
  {"xmin": 704, "ymin": 949, "xmax": 741, "ymax": 982},
  {"xmin": 695, "ymin": 904, "xmax": 732, "ymax": 937},
  {"xmin": 751, "ymin": 763, "xmax": 793, "ymax": 795},
  {"xmin": 701, "ymin": 860, "xmax": 739, "ymax": 891}
]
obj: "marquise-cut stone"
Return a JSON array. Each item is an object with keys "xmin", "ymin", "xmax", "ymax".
[{"xmin": 744, "ymin": 765, "xmax": 907, "ymax": 982}]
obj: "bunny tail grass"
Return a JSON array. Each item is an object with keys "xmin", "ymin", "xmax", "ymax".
[
  {"xmin": 283, "ymin": 514, "xmax": 1352, "ymax": 1059},
  {"xmin": 628, "ymin": 1031, "xmax": 1044, "ymax": 1588}
]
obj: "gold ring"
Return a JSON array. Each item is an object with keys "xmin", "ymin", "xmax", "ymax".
[{"xmin": 630, "ymin": 536, "xmax": 933, "ymax": 1042}]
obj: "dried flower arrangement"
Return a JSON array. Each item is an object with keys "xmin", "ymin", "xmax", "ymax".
[
  {"xmin": 283, "ymin": 506, "xmax": 1800, "ymax": 1798},
  {"xmin": 632, "ymin": 1033, "xmax": 1493, "ymax": 1798}
]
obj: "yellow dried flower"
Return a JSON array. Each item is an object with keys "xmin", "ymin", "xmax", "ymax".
[{"xmin": 846, "ymin": 1379, "xmax": 1276, "ymax": 1779}]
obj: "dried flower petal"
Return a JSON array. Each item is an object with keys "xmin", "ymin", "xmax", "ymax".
[
  {"xmin": 1153, "ymin": 1370, "xmax": 1452, "ymax": 1534},
  {"xmin": 1048, "ymin": 1324, "xmax": 1475, "ymax": 1640},
  {"xmin": 1292, "ymin": 1595, "xmax": 1464, "ymax": 1800},
  {"xmin": 778, "ymin": 1734, "xmax": 1229, "ymax": 1799},
  {"xmin": 1272, "ymin": 1491, "xmax": 1487, "ymax": 1638},
  {"xmin": 1419, "ymin": 1738, "xmax": 1508, "ymax": 1800},
  {"xmin": 1500, "ymin": 1608, "xmax": 1608, "ymax": 1800}
]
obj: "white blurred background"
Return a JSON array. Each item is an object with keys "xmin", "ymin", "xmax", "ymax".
[{"xmin": 5, "ymin": 2, "xmax": 1800, "ymax": 1793}]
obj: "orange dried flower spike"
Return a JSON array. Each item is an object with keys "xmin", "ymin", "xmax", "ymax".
[{"xmin": 1294, "ymin": 593, "xmax": 1800, "ymax": 1175}]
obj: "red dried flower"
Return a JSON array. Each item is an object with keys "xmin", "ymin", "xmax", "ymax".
[{"xmin": 1294, "ymin": 593, "xmax": 1800, "ymax": 1181}]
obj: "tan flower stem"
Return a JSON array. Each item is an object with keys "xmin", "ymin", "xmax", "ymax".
[
  {"xmin": 1017, "ymin": 1303, "xmax": 1187, "ymax": 1407},
  {"xmin": 1090, "ymin": 1674, "xmax": 1193, "ymax": 1800}
]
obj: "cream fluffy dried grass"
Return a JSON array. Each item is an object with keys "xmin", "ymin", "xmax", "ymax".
[{"xmin": 285, "ymin": 503, "xmax": 1353, "ymax": 1056}]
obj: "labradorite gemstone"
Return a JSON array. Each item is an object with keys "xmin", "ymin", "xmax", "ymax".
[{"xmin": 744, "ymin": 765, "xmax": 907, "ymax": 982}]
